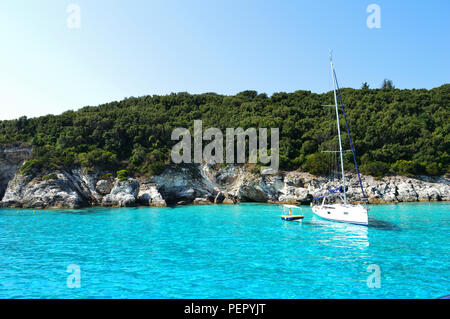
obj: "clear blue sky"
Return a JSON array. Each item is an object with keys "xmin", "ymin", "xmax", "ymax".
[{"xmin": 0, "ymin": 0, "xmax": 449, "ymax": 120}]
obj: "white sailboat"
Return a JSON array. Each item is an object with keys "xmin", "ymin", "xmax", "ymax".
[{"xmin": 311, "ymin": 54, "xmax": 369, "ymax": 226}]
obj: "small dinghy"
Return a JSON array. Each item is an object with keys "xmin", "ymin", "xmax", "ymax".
[{"xmin": 281, "ymin": 204, "xmax": 304, "ymax": 222}]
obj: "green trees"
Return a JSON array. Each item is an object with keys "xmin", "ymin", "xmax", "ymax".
[
  {"xmin": 42, "ymin": 173, "xmax": 58, "ymax": 181},
  {"xmin": 360, "ymin": 161, "xmax": 390, "ymax": 177},
  {"xmin": 77, "ymin": 149, "xmax": 117, "ymax": 168},
  {"xmin": 390, "ymin": 160, "xmax": 425, "ymax": 177},
  {"xmin": 116, "ymin": 170, "xmax": 129, "ymax": 181},
  {"xmin": 0, "ymin": 84, "xmax": 448, "ymax": 178},
  {"xmin": 302, "ymin": 153, "xmax": 330, "ymax": 175},
  {"xmin": 381, "ymin": 79, "xmax": 395, "ymax": 90}
]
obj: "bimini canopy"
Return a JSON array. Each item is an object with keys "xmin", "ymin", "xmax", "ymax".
[
  {"xmin": 283, "ymin": 204, "xmax": 299, "ymax": 208},
  {"xmin": 313, "ymin": 186, "xmax": 348, "ymax": 200}
]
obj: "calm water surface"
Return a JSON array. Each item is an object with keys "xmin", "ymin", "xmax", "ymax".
[{"xmin": 0, "ymin": 202, "xmax": 449, "ymax": 298}]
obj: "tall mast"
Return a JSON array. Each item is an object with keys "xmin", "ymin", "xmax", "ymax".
[{"xmin": 330, "ymin": 53, "xmax": 347, "ymax": 204}]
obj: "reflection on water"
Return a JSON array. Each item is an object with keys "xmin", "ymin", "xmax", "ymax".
[
  {"xmin": 303, "ymin": 216, "xmax": 400, "ymax": 231},
  {"xmin": 368, "ymin": 218, "xmax": 401, "ymax": 231},
  {"xmin": 301, "ymin": 214, "xmax": 401, "ymax": 251},
  {"xmin": 306, "ymin": 216, "xmax": 370, "ymax": 249}
]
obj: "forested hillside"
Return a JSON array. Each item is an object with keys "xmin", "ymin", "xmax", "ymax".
[{"xmin": 0, "ymin": 84, "xmax": 449, "ymax": 178}]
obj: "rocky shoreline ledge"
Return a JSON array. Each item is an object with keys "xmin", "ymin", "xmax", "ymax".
[{"xmin": 0, "ymin": 146, "xmax": 449, "ymax": 209}]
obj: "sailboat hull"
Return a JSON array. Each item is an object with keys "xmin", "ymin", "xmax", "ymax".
[{"xmin": 312, "ymin": 204, "xmax": 368, "ymax": 226}]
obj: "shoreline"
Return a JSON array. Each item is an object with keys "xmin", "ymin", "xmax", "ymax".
[
  {"xmin": 2, "ymin": 200, "xmax": 449, "ymax": 211},
  {"xmin": 1, "ymin": 147, "xmax": 449, "ymax": 210},
  {"xmin": 1, "ymin": 167, "xmax": 449, "ymax": 209}
]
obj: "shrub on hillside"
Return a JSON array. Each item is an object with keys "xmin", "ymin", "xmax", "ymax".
[
  {"xmin": 360, "ymin": 161, "xmax": 390, "ymax": 177},
  {"xmin": 302, "ymin": 152, "xmax": 329, "ymax": 175},
  {"xmin": 390, "ymin": 160, "xmax": 425, "ymax": 177},
  {"xmin": 116, "ymin": 170, "xmax": 129, "ymax": 181}
]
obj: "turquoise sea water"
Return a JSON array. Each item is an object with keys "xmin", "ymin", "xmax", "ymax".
[{"xmin": 0, "ymin": 202, "xmax": 449, "ymax": 299}]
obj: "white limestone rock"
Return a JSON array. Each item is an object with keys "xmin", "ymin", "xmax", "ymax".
[
  {"xmin": 102, "ymin": 178, "xmax": 139, "ymax": 207},
  {"xmin": 137, "ymin": 183, "xmax": 167, "ymax": 207}
]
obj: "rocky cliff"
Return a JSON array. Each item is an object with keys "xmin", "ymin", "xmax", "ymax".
[
  {"xmin": 0, "ymin": 159, "xmax": 449, "ymax": 209},
  {"xmin": 0, "ymin": 146, "xmax": 32, "ymax": 200}
]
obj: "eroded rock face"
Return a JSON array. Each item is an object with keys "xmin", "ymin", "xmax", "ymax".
[
  {"xmin": 214, "ymin": 192, "xmax": 225, "ymax": 204},
  {"xmin": 96, "ymin": 179, "xmax": 114, "ymax": 195},
  {"xmin": 102, "ymin": 179, "xmax": 139, "ymax": 207},
  {"xmin": 396, "ymin": 180, "xmax": 418, "ymax": 202},
  {"xmin": 0, "ymin": 160, "xmax": 448, "ymax": 208},
  {"xmin": 222, "ymin": 197, "xmax": 236, "ymax": 204},
  {"xmin": 1, "ymin": 171, "xmax": 90, "ymax": 209},
  {"xmin": 218, "ymin": 168, "xmax": 450, "ymax": 205},
  {"xmin": 213, "ymin": 166, "xmax": 239, "ymax": 185},
  {"xmin": 357, "ymin": 175, "xmax": 449, "ymax": 203},
  {"xmin": 70, "ymin": 168, "xmax": 102, "ymax": 204},
  {"xmin": 137, "ymin": 182, "xmax": 167, "ymax": 207},
  {"xmin": 151, "ymin": 166, "xmax": 218, "ymax": 204},
  {"xmin": 0, "ymin": 146, "xmax": 32, "ymax": 200},
  {"xmin": 236, "ymin": 177, "xmax": 277, "ymax": 202},
  {"xmin": 193, "ymin": 197, "xmax": 213, "ymax": 205}
]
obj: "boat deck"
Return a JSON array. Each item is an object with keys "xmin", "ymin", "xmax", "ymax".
[{"xmin": 281, "ymin": 215, "xmax": 304, "ymax": 221}]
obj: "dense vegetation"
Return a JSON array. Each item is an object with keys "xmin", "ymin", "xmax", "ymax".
[{"xmin": 1, "ymin": 84, "xmax": 449, "ymax": 178}]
